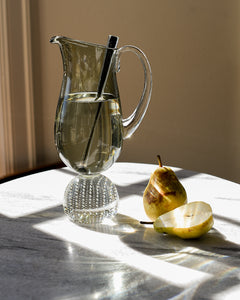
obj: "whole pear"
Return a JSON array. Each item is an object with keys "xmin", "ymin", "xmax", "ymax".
[{"xmin": 143, "ymin": 155, "xmax": 187, "ymax": 221}]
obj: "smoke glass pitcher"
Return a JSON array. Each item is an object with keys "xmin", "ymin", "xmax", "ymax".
[{"xmin": 51, "ymin": 36, "xmax": 152, "ymax": 224}]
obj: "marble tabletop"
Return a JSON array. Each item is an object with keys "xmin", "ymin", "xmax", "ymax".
[{"xmin": 0, "ymin": 162, "xmax": 240, "ymax": 299}]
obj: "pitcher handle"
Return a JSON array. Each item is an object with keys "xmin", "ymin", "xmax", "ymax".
[{"xmin": 117, "ymin": 45, "xmax": 152, "ymax": 139}]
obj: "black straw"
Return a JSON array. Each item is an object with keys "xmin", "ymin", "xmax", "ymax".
[
  {"xmin": 97, "ymin": 35, "xmax": 119, "ymax": 99},
  {"xmin": 82, "ymin": 35, "xmax": 119, "ymax": 166}
]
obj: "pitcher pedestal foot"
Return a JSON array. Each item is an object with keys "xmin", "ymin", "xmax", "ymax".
[{"xmin": 63, "ymin": 174, "xmax": 119, "ymax": 224}]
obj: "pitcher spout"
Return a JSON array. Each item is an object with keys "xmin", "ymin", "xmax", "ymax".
[
  {"xmin": 50, "ymin": 35, "xmax": 121, "ymax": 98},
  {"xmin": 50, "ymin": 35, "xmax": 62, "ymax": 44}
]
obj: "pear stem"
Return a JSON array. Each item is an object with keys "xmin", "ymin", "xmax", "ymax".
[
  {"xmin": 157, "ymin": 155, "xmax": 162, "ymax": 167},
  {"xmin": 140, "ymin": 221, "xmax": 154, "ymax": 225}
]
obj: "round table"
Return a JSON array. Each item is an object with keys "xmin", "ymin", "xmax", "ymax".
[{"xmin": 0, "ymin": 162, "xmax": 240, "ymax": 299}]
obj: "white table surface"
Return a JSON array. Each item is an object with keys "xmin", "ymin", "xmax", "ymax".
[{"xmin": 0, "ymin": 162, "xmax": 240, "ymax": 299}]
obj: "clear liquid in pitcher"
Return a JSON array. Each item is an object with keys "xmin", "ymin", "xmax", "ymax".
[{"xmin": 55, "ymin": 92, "xmax": 123, "ymax": 174}]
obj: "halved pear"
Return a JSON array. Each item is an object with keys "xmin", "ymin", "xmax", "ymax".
[{"xmin": 154, "ymin": 201, "xmax": 214, "ymax": 239}]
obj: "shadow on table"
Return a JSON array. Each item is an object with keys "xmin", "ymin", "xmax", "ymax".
[
  {"xmin": 2, "ymin": 196, "xmax": 239, "ymax": 300},
  {"xmin": 58, "ymin": 166, "xmax": 240, "ymax": 269},
  {"xmin": 21, "ymin": 166, "xmax": 239, "ymax": 298},
  {"xmin": 82, "ymin": 213, "xmax": 240, "ymax": 261},
  {"xmin": 81, "ymin": 212, "xmax": 240, "ymax": 299}
]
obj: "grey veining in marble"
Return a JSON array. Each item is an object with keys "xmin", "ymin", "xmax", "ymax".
[{"xmin": 0, "ymin": 163, "xmax": 240, "ymax": 299}]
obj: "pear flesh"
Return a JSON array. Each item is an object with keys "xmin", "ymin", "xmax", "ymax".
[
  {"xmin": 143, "ymin": 157, "xmax": 187, "ymax": 221},
  {"xmin": 154, "ymin": 201, "xmax": 214, "ymax": 239}
]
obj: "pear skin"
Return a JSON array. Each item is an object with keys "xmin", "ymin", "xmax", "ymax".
[{"xmin": 143, "ymin": 156, "xmax": 187, "ymax": 221}]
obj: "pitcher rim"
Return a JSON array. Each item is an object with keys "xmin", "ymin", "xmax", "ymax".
[{"xmin": 50, "ymin": 35, "xmax": 119, "ymax": 50}]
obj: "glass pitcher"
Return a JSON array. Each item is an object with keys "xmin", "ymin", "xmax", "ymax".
[{"xmin": 51, "ymin": 36, "xmax": 152, "ymax": 224}]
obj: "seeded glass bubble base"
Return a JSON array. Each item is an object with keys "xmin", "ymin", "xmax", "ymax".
[{"xmin": 63, "ymin": 174, "xmax": 119, "ymax": 224}]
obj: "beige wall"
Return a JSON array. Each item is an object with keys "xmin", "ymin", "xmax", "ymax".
[{"xmin": 8, "ymin": 0, "xmax": 240, "ymax": 182}]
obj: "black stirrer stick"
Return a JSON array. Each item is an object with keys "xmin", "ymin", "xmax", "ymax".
[{"xmin": 82, "ymin": 35, "xmax": 119, "ymax": 167}]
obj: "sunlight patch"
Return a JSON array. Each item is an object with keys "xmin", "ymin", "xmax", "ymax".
[{"xmin": 34, "ymin": 216, "xmax": 212, "ymax": 288}]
